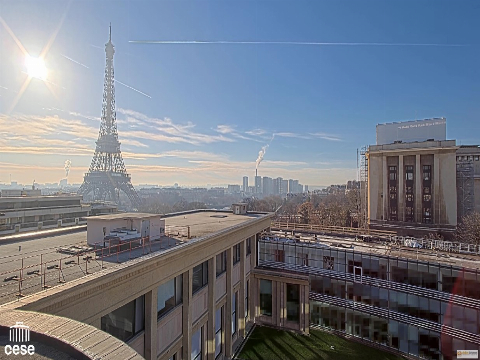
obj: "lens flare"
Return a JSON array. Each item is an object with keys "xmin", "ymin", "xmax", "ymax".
[{"xmin": 25, "ymin": 55, "xmax": 47, "ymax": 80}]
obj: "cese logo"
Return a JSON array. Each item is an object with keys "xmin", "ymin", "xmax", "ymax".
[{"xmin": 4, "ymin": 344, "xmax": 36, "ymax": 356}]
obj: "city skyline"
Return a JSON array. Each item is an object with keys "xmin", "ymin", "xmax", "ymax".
[{"xmin": 1, "ymin": 0, "xmax": 479, "ymax": 187}]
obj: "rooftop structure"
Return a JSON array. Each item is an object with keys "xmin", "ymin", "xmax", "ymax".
[{"xmin": 376, "ymin": 118, "xmax": 447, "ymax": 145}]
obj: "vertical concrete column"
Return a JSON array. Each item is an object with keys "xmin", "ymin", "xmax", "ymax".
[
  {"xmin": 145, "ymin": 288, "xmax": 158, "ymax": 360},
  {"xmin": 280, "ymin": 282, "xmax": 285, "ymax": 327},
  {"xmin": 182, "ymin": 270, "xmax": 192, "ymax": 360},
  {"xmin": 207, "ymin": 257, "xmax": 216, "ymax": 360},
  {"xmin": 398, "ymin": 155, "xmax": 405, "ymax": 222},
  {"xmin": 433, "ymin": 154, "xmax": 440, "ymax": 223},
  {"xmin": 251, "ymin": 276, "xmax": 257, "ymax": 322},
  {"xmin": 252, "ymin": 234, "xmax": 258, "ymax": 268},
  {"xmin": 238, "ymin": 241, "xmax": 246, "ymax": 339},
  {"xmin": 415, "ymin": 154, "xmax": 422, "ymax": 223},
  {"xmin": 304, "ymin": 284, "xmax": 310, "ymax": 335},
  {"xmin": 382, "ymin": 155, "xmax": 388, "ymax": 221},
  {"xmin": 225, "ymin": 248, "xmax": 233, "ymax": 358}
]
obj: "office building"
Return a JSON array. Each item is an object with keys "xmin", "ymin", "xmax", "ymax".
[
  {"xmin": 0, "ymin": 195, "xmax": 89, "ymax": 235},
  {"xmin": 242, "ymin": 176, "xmax": 248, "ymax": 193},
  {"xmin": 262, "ymin": 177, "xmax": 273, "ymax": 196},
  {"xmin": 254, "ymin": 175, "xmax": 262, "ymax": 194},
  {"xmin": 365, "ymin": 118, "xmax": 480, "ymax": 238},
  {"xmin": 0, "ymin": 210, "xmax": 273, "ymax": 360}
]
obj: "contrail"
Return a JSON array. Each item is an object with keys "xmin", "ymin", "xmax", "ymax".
[
  {"xmin": 129, "ymin": 40, "xmax": 467, "ymax": 47},
  {"xmin": 61, "ymin": 54, "xmax": 89, "ymax": 68},
  {"xmin": 114, "ymin": 79, "xmax": 151, "ymax": 99}
]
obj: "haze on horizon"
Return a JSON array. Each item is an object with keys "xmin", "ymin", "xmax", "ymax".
[{"xmin": 0, "ymin": 0, "xmax": 479, "ymax": 187}]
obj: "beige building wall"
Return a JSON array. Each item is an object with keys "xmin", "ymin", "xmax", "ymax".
[
  {"xmin": 368, "ymin": 140, "xmax": 458, "ymax": 227},
  {"xmin": 5, "ymin": 214, "xmax": 273, "ymax": 360}
]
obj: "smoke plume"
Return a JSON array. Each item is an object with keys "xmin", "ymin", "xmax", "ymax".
[
  {"xmin": 255, "ymin": 134, "xmax": 275, "ymax": 169},
  {"xmin": 256, "ymin": 145, "xmax": 268, "ymax": 169},
  {"xmin": 64, "ymin": 160, "xmax": 72, "ymax": 177}
]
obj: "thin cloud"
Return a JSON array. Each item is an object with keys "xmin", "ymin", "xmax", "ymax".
[
  {"xmin": 310, "ymin": 132, "xmax": 342, "ymax": 141},
  {"xmin": 246, "ymin": 128, "xmax": 267, "ymax": 136},
  {"xmin": 274, "ymin": 132, "xmax": 312, "ymax": 140},
  {"xmin": 214, "ymin": 125, "xmax": 263, "ymax": 142}
]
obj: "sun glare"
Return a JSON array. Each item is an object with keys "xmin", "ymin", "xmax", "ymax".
[{"xmin": 25, "ymin": 54, "xmax": 47, "ymax": 80}]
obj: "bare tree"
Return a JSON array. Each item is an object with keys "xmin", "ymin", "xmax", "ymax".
[{"xmin": 457, "ymin": 212, "xmax": 480, "ymax": 245}]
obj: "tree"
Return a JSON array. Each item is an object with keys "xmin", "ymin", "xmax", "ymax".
[
  {"xmin": 298, "ymin": 202, "xmax": 314, "ymax": 224},
  {"xmin": 456, "ymin": 212, "xmax": 480, "ymax": 245}
]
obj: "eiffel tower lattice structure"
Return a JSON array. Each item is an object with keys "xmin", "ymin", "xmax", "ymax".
[{"xmin": 78, "ymin": 25, "xmax": 142, "ymax": 209}]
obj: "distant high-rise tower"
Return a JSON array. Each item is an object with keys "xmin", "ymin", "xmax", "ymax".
[
  {"xmin": 78, "ymin": 25, "xmax": 141, "ymax": 209},
  {"xmin": 243, "ymin": 176, "xmax": 248, "ymax": 192}
]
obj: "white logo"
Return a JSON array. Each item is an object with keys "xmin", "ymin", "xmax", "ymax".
[{"xmin": 4, "ymin": 322, "xmax": 35, "ymax": 356}]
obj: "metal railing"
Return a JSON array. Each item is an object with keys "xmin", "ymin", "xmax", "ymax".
[
  {"xmin": 0, "ymin": 235, "xmax": 178, "ymax": 304},
  {"xmin": 272, "ymin": 221, "xmax": 396, "ymax": 239}
]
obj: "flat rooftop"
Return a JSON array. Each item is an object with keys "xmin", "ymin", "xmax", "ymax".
[
  {"xmin": 0, "ymin": 210, "xmax": 266, "ymax": 305},
  {"xmin": 165, "ymin": 211, "xmax": 261, "ymax": 238},
  {"xmin": 88, "ymin": 212, "xmax": 161, "ymax": 220}
]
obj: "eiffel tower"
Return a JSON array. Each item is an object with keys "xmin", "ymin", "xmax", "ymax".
[{"xmin": 78, "ymin": 25, "xmax": 142, "ymax": 209}]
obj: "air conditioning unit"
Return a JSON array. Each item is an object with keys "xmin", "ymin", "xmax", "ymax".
[{"xmin": 57, "ymin": 219, "xmax": 62, "ymax": 227}]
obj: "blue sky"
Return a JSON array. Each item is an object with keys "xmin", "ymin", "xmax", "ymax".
[{"xmin": 0, "ymin": 0, "xmax": 479, "ymax": 187}]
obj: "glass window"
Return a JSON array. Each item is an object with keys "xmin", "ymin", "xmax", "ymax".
[
  {"xmin": 260, "ymin": 279, "xmax": 273, "ymax": 316},
  {"xmin": 191, "ymin": 327, "xmax": 202, "ymax": 360},
  {"xmin": 101, "ymin": 295, "xmax": 145, "ymax": 342},
  {"xmin": 193, "ymin": 261, "xmax": 208, "ymax": 294},
  {"xmin": 216, "ymin": 251, "xmax": 227, "ymax": 277},
  {"xmin": 233, "ymin": 244, "xmax": 241, "ymax": 264},
  {"xmin": 286, "ymin": 284, "xmax": 300, "ymax": 322},
  {"xmin": 158, "ymin": 275, "xmax": 183, "ymax": 318},
  {"xmin": 215, "ymin": 307, "xmax": 222, "ymax": 358},
  {"xmin": 246, "ymin": 237, "xmax": 252, "ymax": 255},
  {"xmin": 232, "ymin": 292, "xmax": 237, "ymax": 336}
]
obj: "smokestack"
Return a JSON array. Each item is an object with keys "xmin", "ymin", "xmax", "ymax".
[{"xmin": 256, "ymin": 168, "xmax": 257, "ymax": 177}]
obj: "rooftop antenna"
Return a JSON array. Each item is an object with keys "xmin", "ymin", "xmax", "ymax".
[{"xmin": 109, "ymin": 23, "xmax": 112, "ymax": 42}]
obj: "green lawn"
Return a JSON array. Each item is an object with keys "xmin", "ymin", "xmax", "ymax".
[{"xmin": 238, "ymin": 326, "xmax": 405, "ymax": 360}]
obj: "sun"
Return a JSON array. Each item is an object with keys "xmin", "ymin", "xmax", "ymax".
[{"xmin": 25, "ymin": 54, "xmax": 47, "ymax": 80}]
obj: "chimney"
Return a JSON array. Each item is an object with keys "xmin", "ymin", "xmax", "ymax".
[{"xmin": 256, "ymin": 168, "xmax": 258, "ymax": 177}]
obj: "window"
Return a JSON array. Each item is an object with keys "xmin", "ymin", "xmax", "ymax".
[
  {"xmin": 260, "ymin": 279, "xmax": 272, "ymax": 316},
  {"xmin": 274, "ymin": 249, "xmax": 285, "ymax": 262},
  {"xmin": 286, "ymin": 284, "xmax": 300, "ymax": 322},
  {"xmin": 191, "ymin": 327, "xmax": 202, "ymax": 360},
  {"xmin": 101, "ymin": 296, "xmax": 145, "ymax": 342},
  {"xmin": 157, "ymin": 275, "xmax": 183, "ymax": 318},
  {"xmin": 246, "ymin": 237, "xmax": 252, "ymax": 255},
  {"xmin": 215, "ymin": 307, "xmax": 222, "ymax": 358},
  {"xmin": 232, "ymin": 292, "xmax": 237, "ymax": 336},
  {"xmin": 233, "ymin": 244, "xmax": 241, "ymax": 264},
  {"xmin": 475, "ymin": 156, "xmax": 479, "ymax": 161},
  {"xmin": 323, "ymin": 256, "xmax": 334, "ymax": 270},
  {"xmin": 193, "ymin": 261, "xmax": 208, "ymax": 294},
  {"xmin": 216, "ymin": 251, "xmax": 226, "ymax": 277},
  {"xmin": 245, "ymin": 280, "xmax": 249, "ymax": 319}
]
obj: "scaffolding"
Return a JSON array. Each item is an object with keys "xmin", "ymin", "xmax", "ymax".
[
  {"xmin": 456, "ymin": 160, "xmax": 474, "ymax": 222},
  {"xmin": 358, "ymin": 146, "xmax": 369, "ymax": 228}
]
